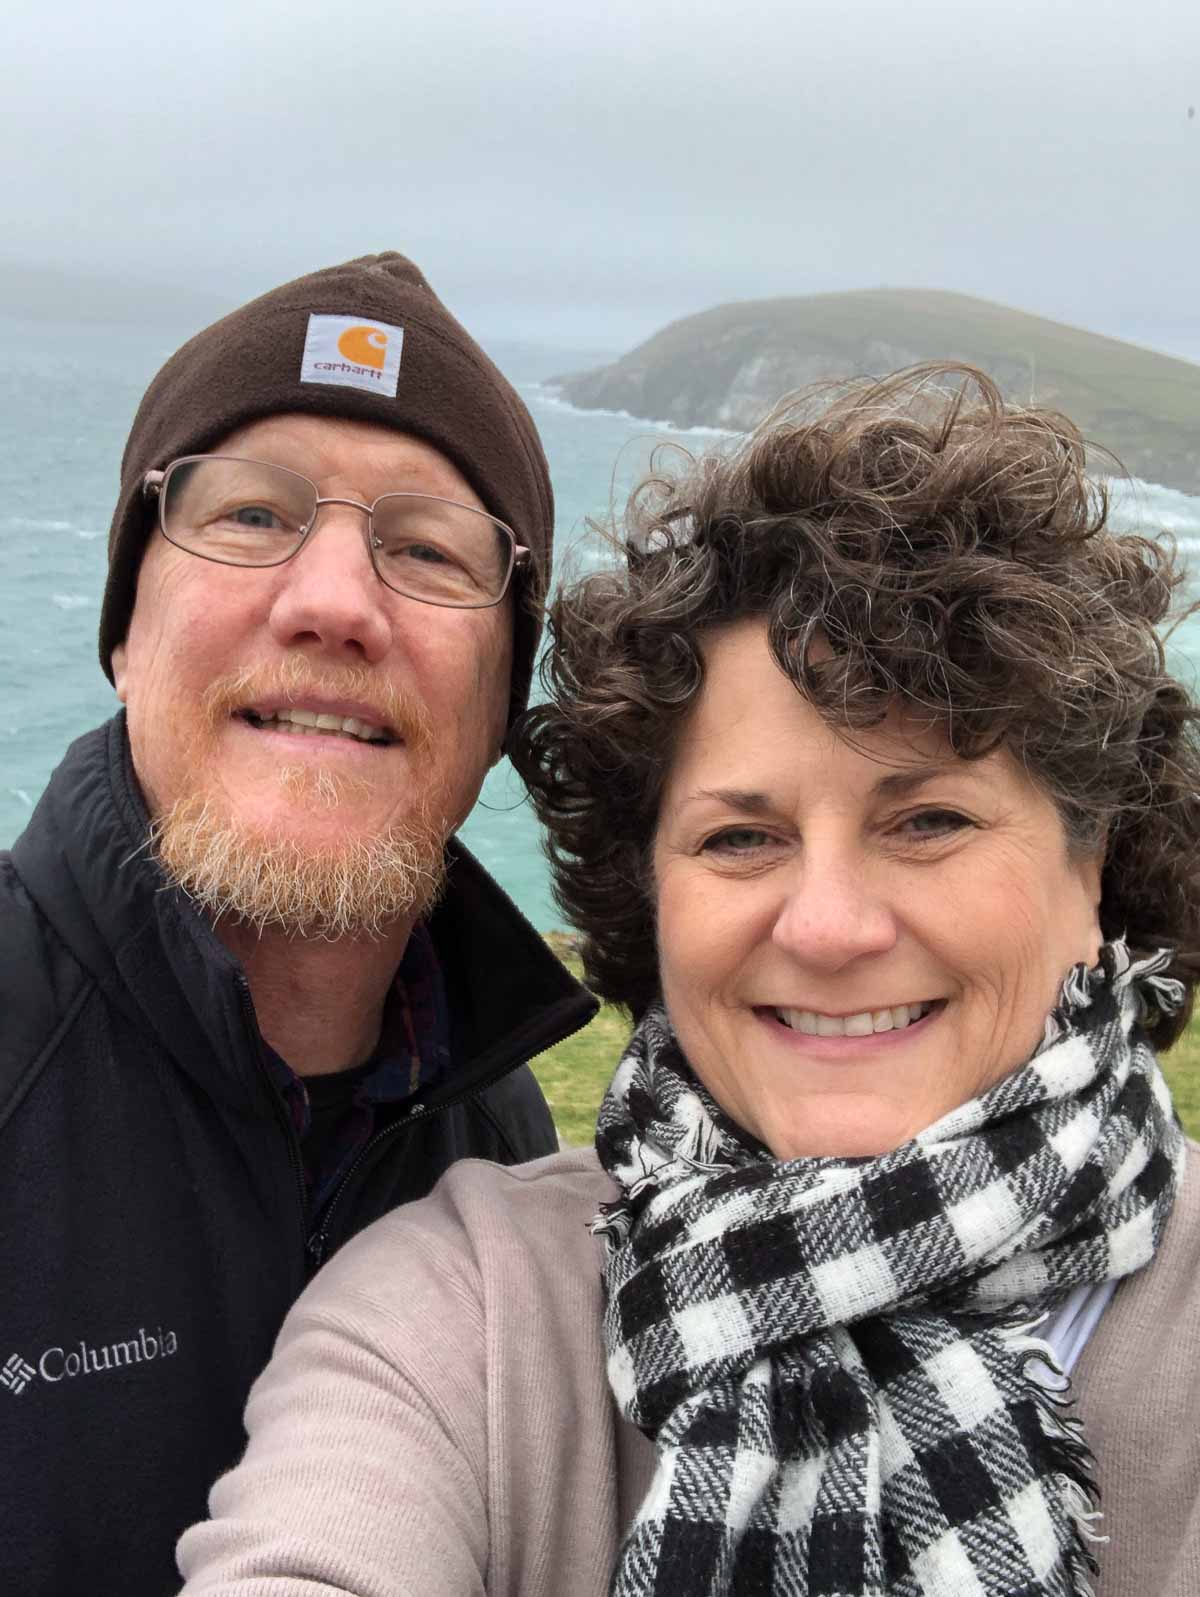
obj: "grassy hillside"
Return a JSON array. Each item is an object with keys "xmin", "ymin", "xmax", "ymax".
[
  {"xmin": 533, "ymin": 949, "xmax": 1200, "ymax": 1147},
  {"xmin": 557, "ymin": 288, "xmax": 1200, "ymax": 494}
]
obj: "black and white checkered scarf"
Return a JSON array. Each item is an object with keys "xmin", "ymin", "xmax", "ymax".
[{"xmin": 593, "ymin": 942, "xmax": 1185, "ymax": 1597}]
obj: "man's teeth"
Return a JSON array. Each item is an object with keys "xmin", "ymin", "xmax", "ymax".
[
  {"xmin": 244, "ymin": 708, "xmax": 390, "ymax": 743},
  {"xmin": 774, "ymin": 1001, "xmax": 934, "ymax": 1036}
]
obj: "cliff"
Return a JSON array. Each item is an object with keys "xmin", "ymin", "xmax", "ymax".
[{"xmin": 555, "ymin": 289, "xmax": 1200, "ymax": 494}]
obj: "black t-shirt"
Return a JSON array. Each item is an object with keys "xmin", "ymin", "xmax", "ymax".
[{"xmin": 301, "ymin": 1056, "xmax": 382, "ymax": 1184}]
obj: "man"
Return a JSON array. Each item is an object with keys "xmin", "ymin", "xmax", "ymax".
[{"xmin": 0, "ymin": 253, "xmax": 596, "ymax": 1593}]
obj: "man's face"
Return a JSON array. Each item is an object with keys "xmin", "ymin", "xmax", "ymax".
[{"xmin": 111, "ymin": 413, "xmax": 513, "ymax": 924}]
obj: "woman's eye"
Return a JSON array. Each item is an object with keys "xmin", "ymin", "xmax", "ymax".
[
  {"xmin": 898, "ymin": 808, "xmax": 972, "ymax": 840},
  {"xmin": 701, "ymin": 827, "xmax": 773, "ymax": 856}
]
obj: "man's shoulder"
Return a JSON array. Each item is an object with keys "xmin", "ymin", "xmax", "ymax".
[
  {"xmin": 0, "ymin": 849, "xmax": 93, "ymax": 1122},
  {"xmin": 467, "ymin": 1061, "xmax": 559, "ymax": 1162}
]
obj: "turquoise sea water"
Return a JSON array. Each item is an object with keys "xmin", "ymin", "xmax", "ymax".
[{"xmin": 2, "ymin": 313, "xmax": 1198, "ymax": 929}]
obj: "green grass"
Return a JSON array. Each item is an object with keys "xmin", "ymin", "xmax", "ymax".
[
  {"xmin": 531, "ymin": 940, "xmax": 1200, "ymax": 1148},
  {"xmin": 1163, "ymin": 1023, "xmax": 1200, "ymax": 1138},
  {"xmin": 532, "ymin": 937, "xmax": 631, "ymax": 1146}
]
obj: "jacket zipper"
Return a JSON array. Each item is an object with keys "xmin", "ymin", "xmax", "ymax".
[
  {"xmin": 236, "ymin": 975, "xmax": 310, "ymax": 1253},
  {"xmin": 305, "ymin": 1071, "xmax": 512, "ymax": 1270},
  {"xmin": 304, "ymin": 988, "xmax": 597, "ymax": 1269}
]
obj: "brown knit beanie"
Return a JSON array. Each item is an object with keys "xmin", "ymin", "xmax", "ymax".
[{"xmin": 100, "ymin": 251, "xmax": 554, "ymax": 723}]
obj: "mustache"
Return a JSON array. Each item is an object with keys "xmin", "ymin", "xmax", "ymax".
[{"xmin": 199, "ymin": 658, "xmax": 434, "ymax": 750}]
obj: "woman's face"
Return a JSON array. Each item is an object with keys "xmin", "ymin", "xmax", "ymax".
[{"xmin": 652, "ymin": 620, "xmax": 1104, "ymax": 1159}]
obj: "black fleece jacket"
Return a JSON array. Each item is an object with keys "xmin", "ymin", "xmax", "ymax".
[{"xmin": 0, "ymin": 715, "xmax": 596, "ymax": 1595}]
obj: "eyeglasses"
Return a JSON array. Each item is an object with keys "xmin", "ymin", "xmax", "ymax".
[{"xmin": 141, "ymin": 455, "xmax": 529, "ymax": 609}]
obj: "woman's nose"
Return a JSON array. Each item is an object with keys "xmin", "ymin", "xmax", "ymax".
[
  {"xmin": 266, "ymin": 505, "xmax": 393, "ymax": 663},
  {"xmin": 769, "ymin": 853, "xmax": 898, "ymax": 970}
]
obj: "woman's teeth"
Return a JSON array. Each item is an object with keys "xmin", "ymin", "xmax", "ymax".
[
  {"xmin": 243, "ymin": 708, "xmax": 391, "ymax": 744},
  {"xmin": 774, "ymin": 1001, "xmax": 934, "ymax": 1036}
]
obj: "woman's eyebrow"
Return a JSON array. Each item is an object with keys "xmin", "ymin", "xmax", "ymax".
[
  {"xmin": 686, "ymin": 787, "xmax": 774, "ymax": 814},
  {"xmin": 873, "ymin": 762, "xmax": 960, "ymax": 798},
  {"xmin": 686, "ymin": 770, "xmax": 962, "ymax": 812},
  {"xmin": 680, "ymin": 764, "xmax": 971, "ymax": 819}
]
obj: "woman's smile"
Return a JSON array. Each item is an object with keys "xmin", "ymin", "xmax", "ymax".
[{"xmin": 757, "ymin": 998, "xmax": 944, "ymax": 1050}]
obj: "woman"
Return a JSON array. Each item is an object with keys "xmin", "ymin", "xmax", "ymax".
[{"xmin": 178, "ymin": 366, "xmax": 1200, "ymax": 1597}]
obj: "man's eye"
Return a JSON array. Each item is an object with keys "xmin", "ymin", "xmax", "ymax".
[
  {"xmin": 228, "ymin": 504, "xmax": 286, "ymax": 530},
  {"xmin": 398, "ymin": 542, "xmax": 451, "ymax": 565}
]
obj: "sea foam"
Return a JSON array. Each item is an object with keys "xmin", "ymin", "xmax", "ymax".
[{"xmin": 524, "ymin": 381, "xmax": 736, "ymax": 439}]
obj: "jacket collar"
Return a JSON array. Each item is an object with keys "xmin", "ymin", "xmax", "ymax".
[{"xmin": 12, "ymin": 714, "xmax": 595, "ymax": 1106}]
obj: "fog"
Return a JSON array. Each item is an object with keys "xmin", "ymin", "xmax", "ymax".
[{"xmin": 2, "ymin": 0, "xmax": 1197, "ymax": 353}]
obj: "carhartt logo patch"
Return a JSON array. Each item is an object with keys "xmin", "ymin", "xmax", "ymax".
[
  {"xmin": 300, "ymin": 314, "xmax": 404, "ymax": 398},
  {"xmin": 1, "ymin": 1353, "xmax": 35, "ymax": 1395}
]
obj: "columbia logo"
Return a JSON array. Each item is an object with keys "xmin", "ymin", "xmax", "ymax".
[{"xmin": 1, "ymin": 1353, "xmax": 36, "ymax": 1395}]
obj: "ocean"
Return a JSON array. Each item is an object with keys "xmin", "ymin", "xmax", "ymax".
[{"xmin": 3, "ymin": 312, "xmax": 1198, "ymax": 931}]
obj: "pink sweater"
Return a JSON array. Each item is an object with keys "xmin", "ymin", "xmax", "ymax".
[{"xmin": 178, "ymin": 1143, "xmax": 1200, "ymax": 1596}]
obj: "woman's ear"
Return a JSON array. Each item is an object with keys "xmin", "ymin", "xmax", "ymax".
[{"xmin": 1078, "ymin": 835, "xmax": 1108, "ymax": 961}]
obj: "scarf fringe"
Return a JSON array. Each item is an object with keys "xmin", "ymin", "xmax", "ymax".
[
  {"xmin": 1043, "ymin": 942, "xmax": 1184, "ymax": 1048},
  {"xmin": 1003, "ymin": 1322, "xmax": 1104, "ymax": 1597}
]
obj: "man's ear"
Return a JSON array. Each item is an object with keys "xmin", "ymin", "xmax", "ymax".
[{"xmin": 111, "ymin": 643, "xmax": 128, "ymax": 704}]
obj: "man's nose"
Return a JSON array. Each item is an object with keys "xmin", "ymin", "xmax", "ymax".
[
  {"xmin": 266, "ymin": 504, "xmax": 393, "ymax": 663},
  {"xmin": 769, "ymin": 849, "xmax": 898, "ymax": 971}
]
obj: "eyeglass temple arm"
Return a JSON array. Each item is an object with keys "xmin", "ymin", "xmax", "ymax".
[{"xmin": 513, "ymin": 546, "xmax": 531, "ymax": 567}]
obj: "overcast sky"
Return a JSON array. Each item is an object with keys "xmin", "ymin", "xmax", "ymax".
[{"xmin": 3, "ymin": 0, "xmax": 1197, "ymax": 356}]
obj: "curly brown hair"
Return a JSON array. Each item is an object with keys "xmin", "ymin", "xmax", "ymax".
[{"xmin": 511, "ymin": 364, "xmax": 1200, "ymax": 1045}]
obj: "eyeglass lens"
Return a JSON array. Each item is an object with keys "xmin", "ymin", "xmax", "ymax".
[{"xmin": 160, "ymin": 457, "xmax": 514, "ymax": 607}]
